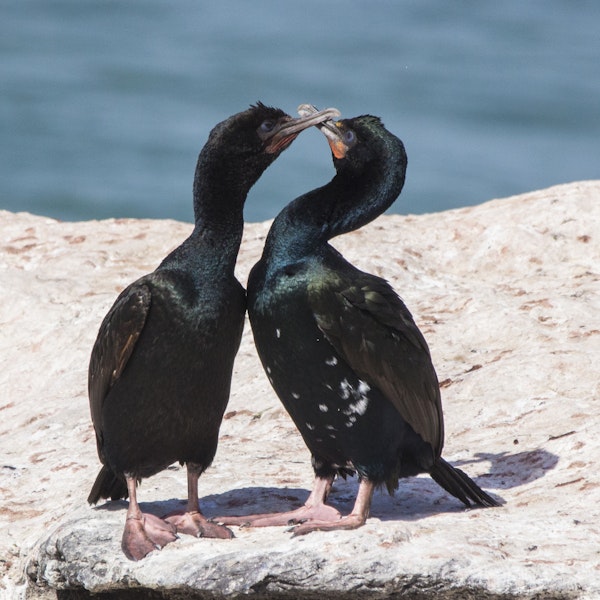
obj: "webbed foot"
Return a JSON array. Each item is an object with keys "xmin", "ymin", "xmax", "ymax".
[{"xmin": 122, "ymin": 513, "xmax": 177, "ymax": 561}]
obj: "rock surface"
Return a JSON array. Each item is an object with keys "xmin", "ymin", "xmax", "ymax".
[{"xmin": 1, "ymin": 181, "xmax": 599, "ymax": 599}]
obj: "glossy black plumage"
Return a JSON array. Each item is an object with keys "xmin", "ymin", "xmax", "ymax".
[
  {"xmin": 235, "ymin": 112, "xmax": 499, "ymax": 533},
  {"xmin": 87, "ymin": 103, "xmax": 339, "ymax": 558}
]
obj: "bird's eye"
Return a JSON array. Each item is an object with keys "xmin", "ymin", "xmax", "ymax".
[
  {"xmin": 343, "ymin": 130, "xmax": 357, "ymax": 145},
  {"xmin": 260, "ymin": 120, "xmax": 276, "ymax": 133}
]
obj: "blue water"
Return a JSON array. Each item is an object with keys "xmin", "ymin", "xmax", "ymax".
[{"xmin": 2, "ymin": 1, "xmax": 599, "ymax": 224}]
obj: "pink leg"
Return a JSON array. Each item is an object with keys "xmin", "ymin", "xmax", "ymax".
[
  {"xmin": 164, "ymin": 465, "xmax": 234, "ymax": 539},
  {"xmin": 121, "ymin": 476, "xmax": 177, "ymax": 561},
  {"xmin": 291, "ymin": 479, "xmax": 375, "ymax": 536},
  {"xmin": 213, "ymin": 475, "xmax": 341, "ymax": 528}
]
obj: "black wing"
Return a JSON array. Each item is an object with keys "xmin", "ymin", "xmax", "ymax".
[
  {"xmin": 308, "ymin": 272, "xmax": 444, "ymax": 455},
  {"xmin": 88, "ymin": 282, "xmax": 151, "ymax": 455}
]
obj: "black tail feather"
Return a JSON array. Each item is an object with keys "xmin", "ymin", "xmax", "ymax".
[
  {"xmin": 429, "ymin": 457, "xmax": 501, "ymax": 508},
  {"xmin": 87, "ymin": 465, "xmax": 128, "ymax": 505}
]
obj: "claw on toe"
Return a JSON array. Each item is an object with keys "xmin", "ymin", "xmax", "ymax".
[
  {"xmin": 289, "ymin": 513, "xmax": 367, "ymax": 537},
  {"xmin": 122, "ymin": 514, "xmax": 178, "ymax": 561},
  {"xmin": 165, "ymin": 511, "xmax": 234, "ymax": 539},
  {"xmin": 198, "ymin": 520, "xmax": 235, "ymax": 539}
]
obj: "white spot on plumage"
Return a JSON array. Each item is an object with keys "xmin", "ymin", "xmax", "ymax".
[
  {"xmin": 319, "ymin": 404, "xmax": 329, "ymax": 413},
  {"xmin": 358, "ymin": 379, "xmax": 371, "ymax": 394},
  {"xmin": 266, "ymin": 366, "xmax": 272, "ymax": 374},
  {"xmin": 348, "ymin": 397, "xmax": 369, "ymax": 416},
  {"xmin": 325, "ymin": 425, "xmax": 336, "ymax": 431},
  {"xmin": 275, "ymin": 328, "xmax": 281, "ymax": 338},
  {"xmin": 339, "ymin": 378, "xmax": 370, "ymax": 416},
  {"xmin": 306, "ymin": 423, "xmax": 315, "ymax": 430},
  {"xmin": 325, "ymin": 356, "xmax": 338, "ymax": 366},
  {"xmin": 339, "ymin": 378, "xmax": 352, "ymax": 400},
  {"xmin": 291, "ymin": 392, "xmax": 300, "ymax": 399}
]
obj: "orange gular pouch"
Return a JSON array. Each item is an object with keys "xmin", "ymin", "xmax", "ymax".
[{"xmin": 328, "ymin": 138, "xmax": 347, "ymax": 159}]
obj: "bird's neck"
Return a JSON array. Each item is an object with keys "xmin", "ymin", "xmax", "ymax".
[
  {"xmin": 192, "ymin": 150, "xmax": 250, "ymax": 239},
  {"xmin": 261, "ymin": 157, "xmax": 405, "ymax": 272},
  {"xmin": 160, "ymin": 154, "xmax": 250, "ymax": 276}
]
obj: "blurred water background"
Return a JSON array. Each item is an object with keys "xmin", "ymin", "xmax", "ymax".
[{"xmin": 2, "ymin": 1, "xmax": 599, "ymax": 224}]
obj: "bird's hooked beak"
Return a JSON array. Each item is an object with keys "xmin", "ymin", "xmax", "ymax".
[
  {"xmin": 297, "ymin": 104, "xmax": 347, "ymax": 159},
  {"xmin": 264, "ymin": 106, "xmax": 341, "ymax": 154}
]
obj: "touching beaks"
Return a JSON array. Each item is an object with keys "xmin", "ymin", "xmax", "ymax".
[
  {"xmin": 297, "ymin": 104, "xmax": 347, "ymax": 159},
  {"xmin": 264, "ymin": 106, "xmax": 341, "ymax": 154}
]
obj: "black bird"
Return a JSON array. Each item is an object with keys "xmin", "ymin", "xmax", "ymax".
[
  {"xmin": 87, "ymin": 103, "xmax": 340, "ymax": 559},
  {"xmin": 218, "ymin": 107, "xmax": 500, "ymax": 535}
]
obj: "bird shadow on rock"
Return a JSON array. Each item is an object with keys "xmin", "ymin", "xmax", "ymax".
[
  {"xmin": 201, "ymin": 447, "xmax": 558, "ymax": 525},
  {"xmin": 194, "ymin": 481, "xmax": 487, "ymax": 525},
  {"xmin": 373, "ymin": 447, "xmax": 559, "ymax": 522},
  {"xmin": 201, "ymin": 486, "xmax": 311, "ymax": 518},
  {"xmin": 91, "ymin": 498, "xmax": 190, "ymax": 520},
  {"xmin": 88, "ymin": 448, "xmax": 557, "ymax": 527},
  {"xmin": 90, "ymin": 490, "xmax": 312, "ymax": 524},
  {"xmin": 452, "ymin": 447, "xmax": 559, "ymax": 489}
]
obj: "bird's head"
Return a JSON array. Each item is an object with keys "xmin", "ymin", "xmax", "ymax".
[
  {"xmin": 192, "ymin": 103, "xmax": 341, "ymax": 221},
  {"xmin": 205, "ymin": 103, "xmax": 341, "ymax": 167},
  {"xmin": 297, "ymin": 105, "xmax": 406, "ymax": 179}
]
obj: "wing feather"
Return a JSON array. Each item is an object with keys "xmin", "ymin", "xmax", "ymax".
[
  {"xmin": 88, "ymin": 283, "xmax": 151, "ymax": 450},
  {"xmin": 309, "ymin": 274, "xmax": 444, "ymax": 454}
]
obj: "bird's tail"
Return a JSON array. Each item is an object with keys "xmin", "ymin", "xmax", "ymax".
[
  {"xmin": 87, "ymin": 465, "xmax": 128, "ymax": 505},
  {"xmin": 429, "ymin": 457, "xmax": 500, "ymax": 508}
]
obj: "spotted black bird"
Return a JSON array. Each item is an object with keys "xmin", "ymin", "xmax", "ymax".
[
  {"xmin": 218, "ymin": 106, "xmax": 500, "ymax": 534},
  {"xmin": 87, "ymin": 104, "xmax": 340, "ymax": 559}
]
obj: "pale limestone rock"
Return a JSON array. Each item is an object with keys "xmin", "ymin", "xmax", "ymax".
[{"xmin": 1, "ymin": 181, "xmax": 599, "ymax": 599}]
